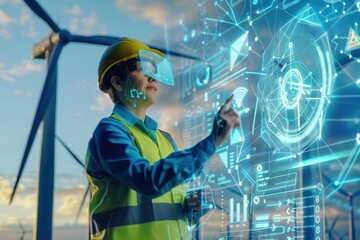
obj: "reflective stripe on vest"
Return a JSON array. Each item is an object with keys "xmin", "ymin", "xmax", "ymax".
[
  {"xmin": 90, "ymin": 202, "xmax": 184, "ymax": 233},
  {"xmin": 87, "ymin": 114, "xmax": 187, "ymax": 240}
]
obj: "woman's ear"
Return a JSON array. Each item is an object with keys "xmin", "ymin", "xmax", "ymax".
[{"xmin": 110, "ymin": 76, "xmax": 123, "ymax": 91}]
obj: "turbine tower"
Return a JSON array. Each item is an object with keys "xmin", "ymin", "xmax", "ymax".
[{"xmin": 9, "ymin": 1, "xmax": 198, "ymax": 239}]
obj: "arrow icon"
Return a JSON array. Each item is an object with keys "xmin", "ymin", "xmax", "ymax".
[{"xmin": 229, "ymin": 32, "xmax": 248, "ymax": 71}]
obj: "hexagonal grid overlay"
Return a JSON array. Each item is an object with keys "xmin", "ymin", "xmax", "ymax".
[{"xmin": 257, "ymin": 4, "xmax": 335, "ymax": 152}]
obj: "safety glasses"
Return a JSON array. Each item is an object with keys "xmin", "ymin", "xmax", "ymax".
[{"xmin": 138, "ymin": 50, "xmax": 174, "ymax": 85}]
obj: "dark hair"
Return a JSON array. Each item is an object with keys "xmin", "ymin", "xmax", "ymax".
[{"xmin": 101, "ymin": 58, "xmax": 138, "ymax": 91}]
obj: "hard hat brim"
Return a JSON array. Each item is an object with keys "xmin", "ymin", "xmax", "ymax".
[{"xmin": 99, "ymin": 48, "xmax": 166, "ymax": 92}]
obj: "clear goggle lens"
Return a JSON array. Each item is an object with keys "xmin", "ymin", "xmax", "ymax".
[{"xmin": 139, "ymin": 50, "xmax": 174, "ymax": 85}]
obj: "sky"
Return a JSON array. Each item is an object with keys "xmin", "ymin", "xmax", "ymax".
[{"xmin": 0, "ymin": 0, "xmax": 195, "ymax": 239}]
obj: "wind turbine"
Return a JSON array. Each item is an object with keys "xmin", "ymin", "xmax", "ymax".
[
  {"xmin": 9, "ymin": 1, "xmax": 198, "ymax": 239},
  {"xmin": 18, "ymin": 220, "xmax": 27, "ymax": 240},
  {"xmin": 55, "ymin": 134, "xmax": 90, "ymax": 224},
  {"xmin": 323, "ymin": 173, "xmax": 360, "ymax": 240},
  {"xmin": 325, "ymin": 216, "xmax": 340, "ymax": 240}
]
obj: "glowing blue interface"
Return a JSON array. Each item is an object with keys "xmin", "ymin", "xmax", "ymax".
[{"xmin": 176, "ymin": 0, "xmax": 360, "ymax": 239}]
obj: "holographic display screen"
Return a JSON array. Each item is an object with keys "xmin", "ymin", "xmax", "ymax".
[{"xmin": 175, "ymin": 1, "xmax": 360, "ymax": 239}]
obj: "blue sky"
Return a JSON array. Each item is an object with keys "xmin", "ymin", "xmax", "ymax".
[{"xmin": 0, "ymin": 0, "xmax": 195, "ymax": 239}]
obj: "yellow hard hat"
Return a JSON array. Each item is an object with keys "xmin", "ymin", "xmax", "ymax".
[{"xmin": 98, "ymin": 37, "xmax": 166, "ymax": 92}]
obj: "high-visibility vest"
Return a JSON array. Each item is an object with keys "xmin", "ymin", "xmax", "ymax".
[{"xmin": 86, "ymin": 114, "xmax": 188, "ymax": 240}]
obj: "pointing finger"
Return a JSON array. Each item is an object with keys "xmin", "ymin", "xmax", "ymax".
[{"xmin": 219, "ymin": 94, "xmax": 234, "ymax": 114}]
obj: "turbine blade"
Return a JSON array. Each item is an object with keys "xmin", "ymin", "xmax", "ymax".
[
  {"xmin": 23, "ymin": 0, "xmax": 60, "ymax": 32},
  {"xmin": 325, "ymin": 216, "xmax": 328, "ymax": 229},
  {"xmin": 147, "ymin": 44, "xmax": 200, "ymax": 60},
  {"xmin": 71, "ymin": 34, "xmax": 119, "ymax": 46},
  {"xmin": 330, "ymin": 216, "xmax": 339, "ymax": 230},
  {"xmin": 353, "ymin": 189, "xmax": 360, "ymax": 197},
  {"xmin": 9, "ymin": 42, "xmax": 64, "ymax": 204},
  {"xmin": 71, "ymin": 34, "xmax": 200, "ymax": 60},
  {"xmin": 75, "ymin": 184, "xmax": 90, "ymax": 223},
  {"xmin": 18, "ymin": 220, "xmax": 25, "ymax": 232},
  {"xmin": 55, "ymin": 134, "xmax": 85, "ymax": 169}
]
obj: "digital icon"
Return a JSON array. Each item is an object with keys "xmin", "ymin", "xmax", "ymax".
[
  {"xmin": 219, "ymin": 151, "xmax": 228, "ymax": 168},
  {"xmin": 257, "ymin": 164, "xmax": 262, "ymax": 172},
  {"xmin": 195, "ymin": 65, "xmax": 211, "ymax": 87},
  {"xmin": 230, "ymin": 32, "xmax": 248, "ymax": 71},
  {"xmin": 233, "ymin": 87, "xmax": 248, "ymax": 108},
  {"xmin": 345, "ymin": 28, "xmax": 360, "ymax": 52},
  {"xmin": 130, "ymin": 89, "xmax": 142, "ymax": 98},
  {"xmin": 231, "ymin": 128, "xmax": 244, "ymax": 145},
  {"xmin": 254, "ymin": 196, "xmax": 260, "ymax": 205}
]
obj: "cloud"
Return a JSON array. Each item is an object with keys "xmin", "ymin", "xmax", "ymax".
[
  {"xmin": 65, "ymin": 4, "xmax": 83, "ymax": 16},
  {"xmin": 12, "ymin": 90, "xmax": 22, "ymax": 95},
  {"xmin": 72, "ymin": 80, "xmax": 93, "ymax": 89},
  {"xmin": 9, "ymin": 59, "xmax": 42, "ymax": 76},
  {"xmin": 114, "ymin": 0, "xmax": 195, "ymax": 27},
  {"xmin": 82, "ymin": 13, "xmax": 106, "ymax": 34},
  {"xmin": 17, "ymin": 194, "xmax": 37, "ymax": 209},
  {"xmin": 17, "ymin": 8, "xmax": 31, "ymax": 25},
  {"xmin": 0, "ymin": 59, "xmax": 42, "ymax": 82},
  {"xmin": 54, "ymin": 184, "xmax": 89, "ymax": 224},
  {"xmin": 57, "ymin": 174, "xmax": 87, "ymax": 187},
  {"xmin": 0, "ymin": 7, "xmax": 37, "ymax": 39},
  {"xmin": 0, "ymin": 9, "xmax": 11, "ymax": 26},
  {"xmin": 0, "ymin": 0, "xmax": 21, "ymax": 5},
  {"xmin": 0, "ymin": 177, "xmax": 37, "ymax": 209},
  {"xmin": 22, "ymin": 25, "xmax": 37, "ymax": 39},
  {"xmin": 90, "ymin": 94, "xmax": 113, "ymax": 112},
  {"xmin": 0, "ymin": 215, "xmax": 33, "ymax": 232},
  {"xmin": 55, "ymin": 195, "xmax": 79, "ymax": 217},
  {"xmin": 142, "ymin": 4, "xmax": 168, "ymax": 25},
  {"xmin": 0, "ymin": 174, "xmax": 90, "ymax": 235},
  {"xmin": 0, "ymin": 63, "xmax": 14, "ymax": 81},
  {"xmin": 65, "ymin": 5, "xmax": 107, "ymax": 35},
  {"xmin": 0, "ymin": 7, "xmax": 31, "ymax": 26},
  {"xmin": 156, "ymin": 104, "xmax": 185, "ymax": 148},
  {"xmin": 0, "ymin": 178, "xmax": 14, "ymax": 204}
]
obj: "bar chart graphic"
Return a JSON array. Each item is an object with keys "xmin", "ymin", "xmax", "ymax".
[{"xmin": 229, "ymin": 194, "xmax": 248, "ymax": 224}]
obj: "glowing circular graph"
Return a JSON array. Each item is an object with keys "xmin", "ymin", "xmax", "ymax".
[
  {"xmin": 257, "ymin": 5, "xmax": 335, "ymax": 151},
  {"xmin": 280, "ymin": 66, "xmax": 303, "ymax": 109}
]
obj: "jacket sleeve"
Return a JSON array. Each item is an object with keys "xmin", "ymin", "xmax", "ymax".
[{"xmin": 87, "ymin": 117, "xmax": 217, "ymax": 199}]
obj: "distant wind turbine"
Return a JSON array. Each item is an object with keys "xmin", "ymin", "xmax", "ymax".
[
  {"xmin": 323, "ymin": 173, "xmax": 360, "ymax": 240},
  {"xmin": 9, "ymin": 1, "xmax": 199, "ymax": 239},
  {"xmin": 325, "ymin": 216, "xmax": 340, "ymax": 240},
  {"xmin": 55, "ymin": 134, "xmax": 90, "ymax": 224},
  {"xmin": 18, "ymin": 220, "xmax": 25, "ymax": 240}
]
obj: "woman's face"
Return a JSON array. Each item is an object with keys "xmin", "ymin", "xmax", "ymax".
[{"xmin": 121, "ymin": 61, "xmax": 159, "ymax": 108}]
